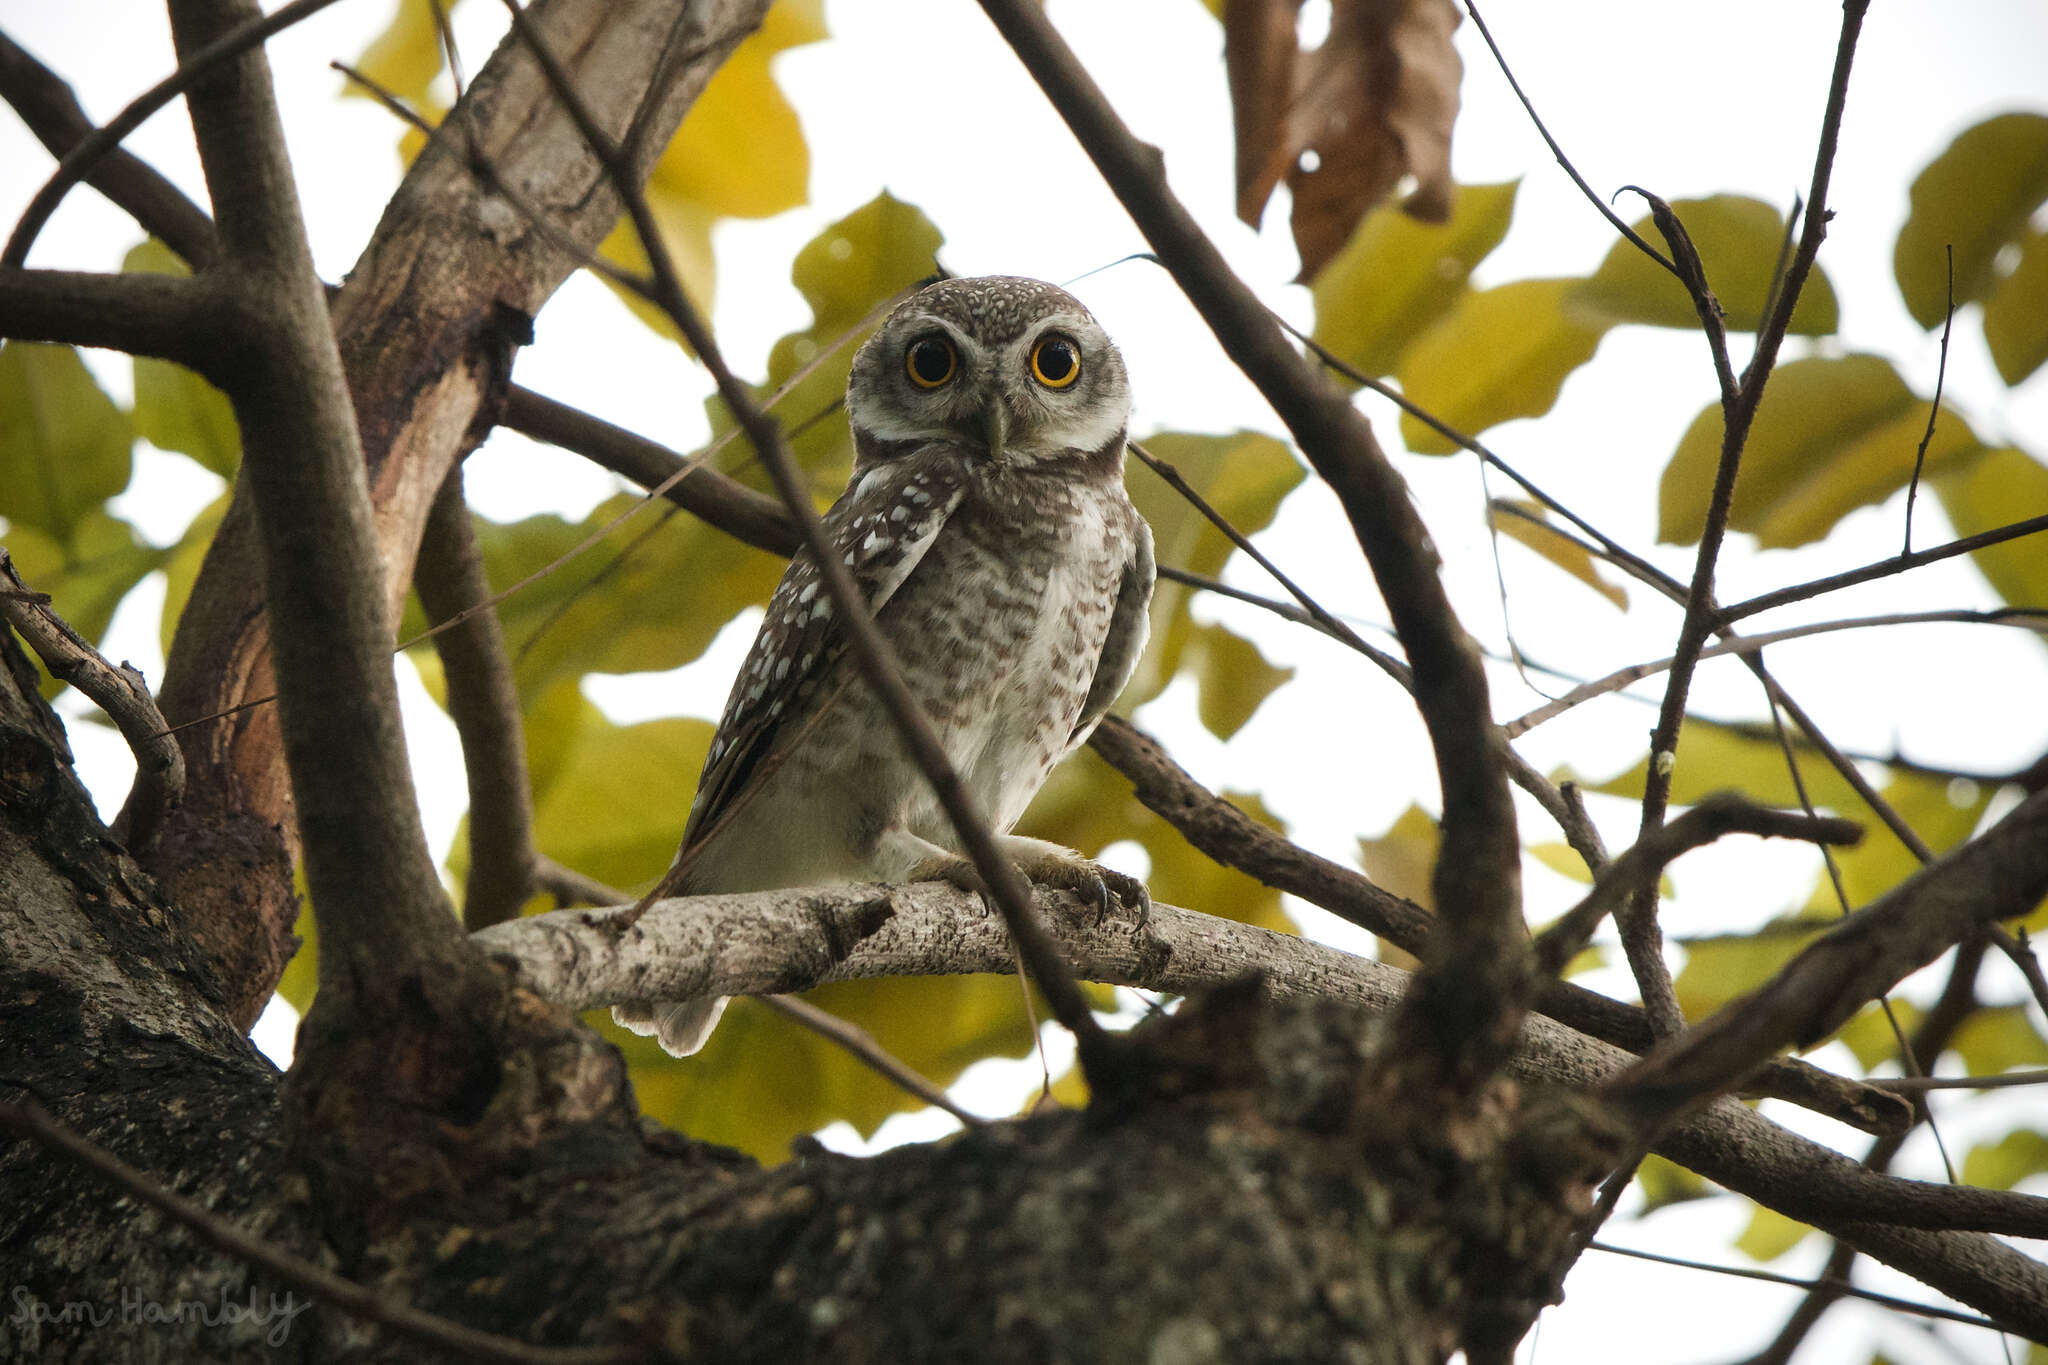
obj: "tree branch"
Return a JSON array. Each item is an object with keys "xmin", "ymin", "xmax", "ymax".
[
  {"xmin": 1610, "ymin": 785, "xmax": 2048, "ymax": 1126},
  {"xmin": 415, "ymin": 465, "xmax": 537, "ymax": 931},
  {"xmin": 0, "ymin": 551, "xmax": 185, "ymax": 845},
  {"xmin": 0, "ymin": 265, "xmax": 214, "ymax": 366},
  {"xmin": 975, "ymin": 0, "xmax": 1524, "ymax": 1095}
]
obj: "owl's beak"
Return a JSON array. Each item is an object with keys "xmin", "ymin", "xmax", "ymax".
[{"xmin": 981, "ymin": 403, "xmax": 1010, "ymax": 463}]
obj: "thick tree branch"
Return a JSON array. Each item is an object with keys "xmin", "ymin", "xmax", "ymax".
[
  {"xmin": 975, "ymin": 0, "xmax": 1524, "ymax": 1093},
  {"xmin": 500, "ymin": 384, "xmax": 798, "ymax": 557},
  {"xmin": 0, "ymin": 266, "xmax": 214, "ymax": 367},
  {"xmin": 415, "ymin": 466, "xmax": 537, "ymax": 931}
]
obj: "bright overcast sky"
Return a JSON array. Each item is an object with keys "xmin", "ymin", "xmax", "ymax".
[{"xmin": 4, "ymin": 4, "xmax": 2047, "ymax": 1361}]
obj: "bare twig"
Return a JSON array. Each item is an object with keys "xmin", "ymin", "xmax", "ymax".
[
  {"xmin": 0, "ymin": 1099, "xmax": 637, "ymax": 1364},
  {"xmin": 1728, "ymin": 512, "xmax": 2048, "ymax": 623},
  {"xmin": 1588, "ymin": 1240, "xmax": 2000, "ymax": 1333},
  {"xmin": 1874, "ymin": 1067, "xmax": 2048, "ymax": 1094},
  {"xmin": 760, "ymin": 995, "xmax": 990, "ymax": 1128},
  {"xmin": 0, "ymin": 551, "xmax": 185, "ymax": 844},
  {"xmin": 1902, "ymin": 243, "xmax": 1954, "ymax": 557},
  {"xmin": 1459, "ymin": 1, "xmax": 1677, "ymax": 276},
  {"xmin": 1626, "ymin": 0, "xmax": 1870, "ymax": 1039},
  {"xmin": 1506, "ymin": 608, "xmax": 2048, "ymax": 738},
  {"xmin": 1608, "ymin": 786, "xmax": 2048, "ymax": 1128},
  {"xmin": 1531, "ymin": 795, "xmax": 1861, "ymax": 977},
  {"xmin": 496, "ymin": 0, "xmax": 1119, "ymax": 1084}
]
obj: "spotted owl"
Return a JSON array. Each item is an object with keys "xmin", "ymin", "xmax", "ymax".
[{"xmin": 613, "ymin": 276, "xmax": 1156, "ymax": 1056}]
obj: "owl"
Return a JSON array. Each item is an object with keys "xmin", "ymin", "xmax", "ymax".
[{"xmin": 613, "ymin": 276, "xmax": 1157, "ymax": 1057}]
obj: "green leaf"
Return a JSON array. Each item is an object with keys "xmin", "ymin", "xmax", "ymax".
[
  {"xmin": 1184, "ymin": 621, "xmax": 1293, "ymax": 740},
  {"xmin": 1895, "ymin": 112, "xmax": 2048, "ymax": 328},
  {"xmin": 1634, "ymin": 1154, "xmax": 1710, "ymax": 1213},
  {"xmin": 1122, "ymin": 431, "xmax": 1306, "ymax": 716},
  {"xmin": 157, "ymin": 490, "xmax": 230, "ymax": 657},
  {"xmin": 1733, "ymin": 1204, "xmax": 1812, "ymax": 1263},
  {"xmin": 1491, "ymin": 499, "xmax": 1626, "ymax": 609},
  {"xmin": 126, "ymin": 241, "xmax": 240, "ymax": 475},
  {"xmin": 468, "ymin": 496, "xmax": 788, "ymax": 702},
  {"xmin": 1578, "ymin": 717, "xmax": 1871, "ymax": 815},
  {"xmin": 1573, "ymin": 195, "xmax": 1838, "ymax": 334},
  {"xmin": 1802, "ymin": 772, "xmax": 1988, "ymax": 915},
  {"xmin": 1310, "ymin": 179, "xmax": 1519, "ymax": 379},
  {"xmin": 1658, "ymin": 355, "xmax": 1984, "ymax": 549},
  {"xmin": 527, "ymin": 702, "xmax": 707, "ymax": 894},
  {"xmin": 709, "ymin": 192, "xmax": 947, "ymax": 490},
  {"xmin": 1835, "ymin": 999, "xmax": 1922, "ymax": 1071},
  {"xmin": 1983, "ymin": 227, "xmax": 2048, "ymax": 386},
  {"xmin": 1396, "ymin": 279, "xmax": 1607, "ymax": 455},
  {"xmin": 5, "ymin": 511, "xmax": 165, "ymax": 671},
  {"xmin": 1961, "ymin": 1130, "xmax": 2048, "ymax": 1192},
  {"xmin": 0, "ymin": 342, "xmax": 134, "ymax": 546},
  {"xmin": 1934, "ymin": 445, "xmax": 2048, "ymax": 610},
  {"xmin": 1357, "ymin": 804, "xmax": 1440, "ymax": 914},
  {"xmin": 1673, "ymin": 919, "xmax": 1825, "ymax": 1023},
  {"xmin": 1951, "ymin": 1006, "xmax": 2048, "ymax": 1077}
]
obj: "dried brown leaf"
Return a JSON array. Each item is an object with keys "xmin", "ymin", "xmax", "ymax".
[{"xmin": 1227, "ymin": 0, "xmax": 1462, "ymax": 280}]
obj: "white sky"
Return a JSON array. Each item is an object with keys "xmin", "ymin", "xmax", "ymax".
[{"xmin": 4, "ymin": 2, "xmax": 2047, "ymax": 1361}]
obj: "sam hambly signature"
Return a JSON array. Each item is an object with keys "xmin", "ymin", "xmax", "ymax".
[{"xmin": 10, "ymin": 1284, "xmax": 313, "ymax": 1347}]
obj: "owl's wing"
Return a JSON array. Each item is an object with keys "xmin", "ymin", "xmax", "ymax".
[
  {"xmin": 681, "ymin": 459, "xmax": 968, "ymax": 848},
  {"xmin": 1067, "ymin": 508, "xmax": 1155, "ymax": 751}
]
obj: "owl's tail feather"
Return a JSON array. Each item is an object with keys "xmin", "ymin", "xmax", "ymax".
[{"xmin": 612, "ymin": 996, "xmax": 729, "ymax": 1057}]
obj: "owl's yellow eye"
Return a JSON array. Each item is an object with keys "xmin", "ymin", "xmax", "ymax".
[
  {"xmin": 905, "ymin": 335, "xmax": 956, "ymax": 389},
  {"xmin": 1030, "ymin": 334, "xmax": 1081, "ymax": 389}
]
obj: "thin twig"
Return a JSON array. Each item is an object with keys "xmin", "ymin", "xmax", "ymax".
[
  {"xmin": 1902, "ymin": 243, "xmax": 1954, "ymax": 557},
  {"xmin": 1506, "ymin": 608, "xmax": 2048, "ymax": 738},
  {"xmin": 0, "ymin": 1099, "xmax": 637, "ymax": 1364},
  {"xmin": 1587, "ymin": 1240, "xmax": 2000, "ymax": 1332},
  {"xmin": 761, "ymin": 996, "xmax": 990, "ymax": 1128},
  {"xmin": 1459, "ymin": 1, "xmax": 1677, "ymax": 276},
  {"xmin": 1728, "ymin": 512, "xmax": 2048, "ymax": 623}
]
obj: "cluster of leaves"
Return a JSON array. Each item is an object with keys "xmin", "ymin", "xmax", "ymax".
[{"xmin": 1308, "ymin": 111, "xmax": 2048, "ymax": 1257}]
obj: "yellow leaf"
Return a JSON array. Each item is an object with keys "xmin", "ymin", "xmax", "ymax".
[
  {"xmin": 125, "ymin": 240, "xmax": 240, "ymax": 476},
  {"xmin": 1396, "ymin": 278, "xmax": 1607, "ymax": 454},
  {"xmin": 1658, "ymin": 355, "xmax": 1983, "ymax": 549},
  {"xmin": 1734, "ymin": 1204, "xmax": 1812, "ymax": 1263},
  {"xmin": 1357, "ymin": 804, "xmax": 1439, "ymax": 912},
  {"xmin": 1673, "ymin": 920, "xmax": 1824, "ymax": 1022},
  {"xmin": 1983, "ymin": 227, "xmax": 2048, "ymax": 386},
  {"xmin": 0, "ymin": 343, "xmax": 134, "ymax": 546},
  {"xmin": 348, "ymin": 0, "xmax": 463, "ymax": 108},
  {"xmin": 1186, "ymin": 621, "xmax": 1294, "ymax": 740},
  {"xmin": 1801, "ymin": 772, "xmax": 1988, "ymax": 914},
  {"xmin": 1491, "ymin": 499, "xmax": 1627, "ymax": 609},
  {"xmin": 157, "ymin": 491, "xmax": 230, "ymax": 657},
  {"xmin": 1934, "ymin": 445, "xmax": 2048, "ymax": 611},
  {"xmin": 1961, "ymin": 1131, "xmax": 2048, "ymax": 1191},
  {"xmin": 1311, "ymin": 179, "xmax": 1519, "ymax": 379},
  {"xmin": 1579, "ymin": 717, "xmax": 1870, "ymax": 814},
  {"xmin": 1572, "ymin": 194, "xmax": 1838, "ymax": 334},
  {"xmin": 1895, "ymin": 112, "xmax": 2048, "ymax": 328}
]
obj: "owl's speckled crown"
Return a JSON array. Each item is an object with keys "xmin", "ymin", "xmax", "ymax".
[{"xmin": 890, "ymin": 275, "xmax": 1097, "ymax": 346}]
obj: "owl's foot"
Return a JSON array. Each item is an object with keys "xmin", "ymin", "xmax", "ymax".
[{"xmin": 910, "ymin": 837, "xmax": 1150, "ymax": 926}]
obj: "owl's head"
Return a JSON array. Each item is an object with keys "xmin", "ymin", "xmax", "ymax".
[{"xmin": 846, "ymin": 276, "xmax": 1132, "ymax": 473}]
